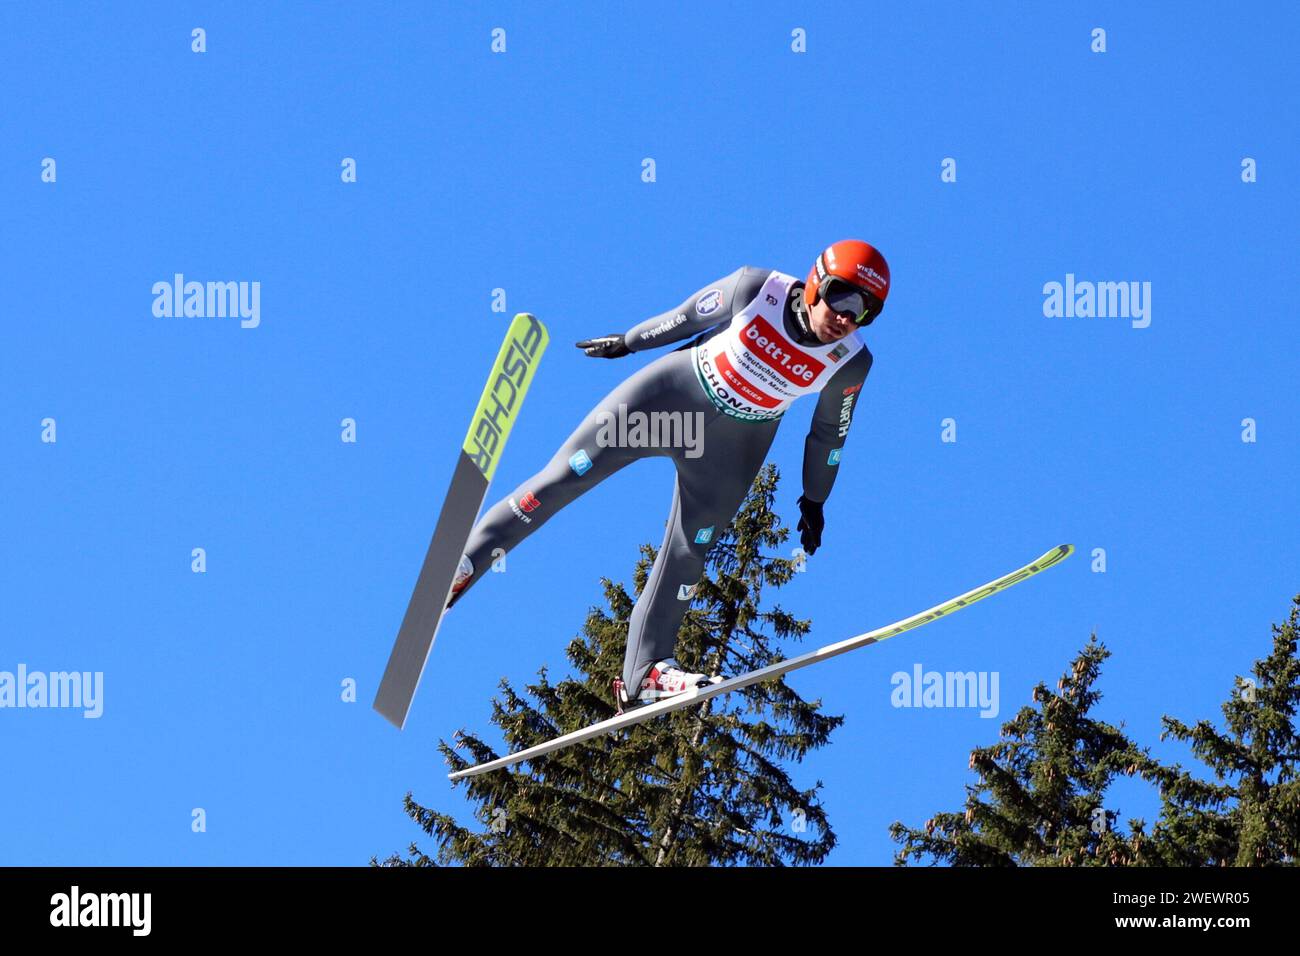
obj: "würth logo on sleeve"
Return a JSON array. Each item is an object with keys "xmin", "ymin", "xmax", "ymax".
[
  {"xmin": 509, "ymin": 492, "xmax": 541, "ymax": 523},
  {"xmin": 838, "ymin": 391, "xmax": 857, "ymax": 437}
]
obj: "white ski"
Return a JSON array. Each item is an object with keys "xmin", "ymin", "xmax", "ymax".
[
  {"xmin": 374, "ymin": 313, "xmax": 549, "ymax": 729},
  {"xmin": 448, "ymin": 543, "xmax": 1074, "ymax": 779}
]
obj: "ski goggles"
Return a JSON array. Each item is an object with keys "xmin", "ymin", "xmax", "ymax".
[{"xmin": 820, "ymin": 277, "xmax": 885, "ymax": 326}]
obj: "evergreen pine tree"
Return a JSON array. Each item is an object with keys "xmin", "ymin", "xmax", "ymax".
[
  {"xmin": 378, "ymin": 465, "xmax": 842, "ymax": 866},
  {"xmin": 1143, "ymin": 595, "xmax": 1300, "ymax": 866},
  {"xmin": 889, "ymin": 636, "xmax": 1161, "ymax": 866},
  {"xmin": 890, "ymin": 598, "xmax": 1300, "ymax": 867}
]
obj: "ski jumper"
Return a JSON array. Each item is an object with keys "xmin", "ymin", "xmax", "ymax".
[{"xmin": 453, "ymin": 266, "xmax": 873, "ymax": 692}]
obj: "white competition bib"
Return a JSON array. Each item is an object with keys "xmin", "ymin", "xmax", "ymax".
[{"xmin": 692, "ymin": 271, "xmax": 864, "ymax": 421}]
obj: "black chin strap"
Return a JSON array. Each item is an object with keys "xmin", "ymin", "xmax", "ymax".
[{"xmin": 787, "ymin": 283, "xmax": 821, "ymax": 346}]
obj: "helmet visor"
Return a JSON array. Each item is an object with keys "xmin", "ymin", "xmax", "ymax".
[{"xmin": 822, "ymin": 277, "xmax": 884, "ymax": 326}]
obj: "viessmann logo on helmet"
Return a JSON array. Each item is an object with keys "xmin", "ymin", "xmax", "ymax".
[
  {"xmin": 856, "ymin": 265, "xmax": 887, "ymax": 291},
  {"xmin": 696, "ymin": 289, "xmax": 724, "ymax": 316}
]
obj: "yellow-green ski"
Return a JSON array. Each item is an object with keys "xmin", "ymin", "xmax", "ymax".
[
  {"xmin": 450, "ymin": 544, "xmax": 1074, "ymax": 778},
  {"xmin": 376, "ymin": 313, "xmax": 549, "ymax": 729}
]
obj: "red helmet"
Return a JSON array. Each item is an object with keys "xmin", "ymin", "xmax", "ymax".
[{"xmin": 804, "ymin": 239, "xmax": 890, "ymax": 325}]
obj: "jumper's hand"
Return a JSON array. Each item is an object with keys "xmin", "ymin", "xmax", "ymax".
[
  {"xmin": 796, "ymin": 495, "xmax": 825, "ymax": 556},
  {"xmin": 575, "ymin": 335, "xmax": 631, "ymax": 359}
]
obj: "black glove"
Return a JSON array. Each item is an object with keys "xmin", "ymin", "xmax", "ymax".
[
  {"xmin": 575, "ymin": 334, "xmax": 631, "ymax": 359},
  {"xmin": 796, "ymin": 495, "xmax": 825, "ymax": 555}
]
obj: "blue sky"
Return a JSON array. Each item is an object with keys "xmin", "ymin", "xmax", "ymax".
[{"xmin": 2, "ymin": 2, "xmax": 1296, "ymax": 865}]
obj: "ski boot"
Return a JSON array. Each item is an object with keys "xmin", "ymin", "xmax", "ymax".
[
  {"xmin": 613, "ymin": 660, "xmax": 721, "ymax": 715},
  {"xmin": 444, "ymin": 555, "xmax": 474, "ymax": 611}
]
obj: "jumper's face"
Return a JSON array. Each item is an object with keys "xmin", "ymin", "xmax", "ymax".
[{"xmin": 807, "ymin": 294, "xmax": 859, "ymax": 344}]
